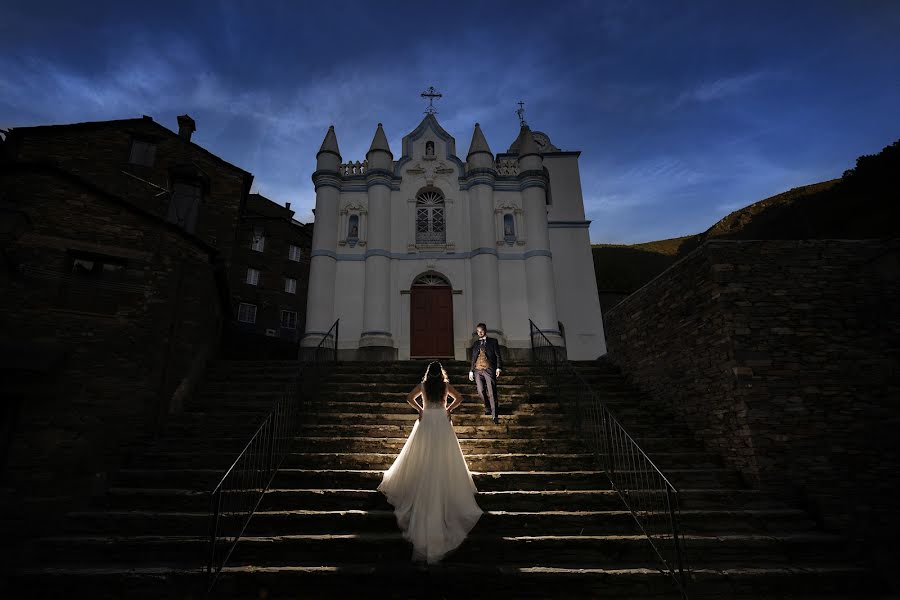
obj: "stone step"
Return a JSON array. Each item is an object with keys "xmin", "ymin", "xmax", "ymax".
[
  {"xmin": 29, "ymin": 531, "xmax": 851, "ymax": 568},
  {"xmin": 62, "ymin": 507, "xmax": 818, "ymax": 537},
  {"xmin": 101, "ymin": 484, "xmax": 761, "ymax": 513},
  {"xmin": 114, "ymin": 468, "xmax": 617, "ymax": 491},
  {"xmin": 144, "ymin": 435, "xmax": 587, "ymax": 455},
  {"xmin": 128, "ymin": 449, "xmax": 724, "ymax": 475},
  {"xmin": 312, "ymin": 381, "xmax": 602, "ymax": 393},
  {"xmin": 158, "ymin": 421, "xmax": 577, "ymax": 440},
  {"xmin": 260, "ymin": 487, "xmax": 778, "ymax": 511},
  {"xmin": 140, "ymin": 431, "xmax": 707, "ymax": 458},
  {"xmin": 204, "ymin": 364, "xmax": 599, "ymax": 379},
  {"xmin": 207, "ymin": 360, "xmax": 619, "ymax": 372},
  {"xmin": 304, "ymin": 411, "xmax": 600, "ymax": 426},
  {"xmin": 7, "ymin": 563, "xmax": 883, "ymax": 600},
  {"xmin": 257, "ymin": 424, "xmax": 703, "ymax": 448}
]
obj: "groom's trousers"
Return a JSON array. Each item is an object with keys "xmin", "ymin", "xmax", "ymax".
[{"xmin": 474, "ymin": 369, "xmax": 499, "ymax": 417}]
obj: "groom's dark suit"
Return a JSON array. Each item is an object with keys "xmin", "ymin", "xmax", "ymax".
[{"xmin": 469, "ymin": 336, "xmax": 503, "ymax": 420}]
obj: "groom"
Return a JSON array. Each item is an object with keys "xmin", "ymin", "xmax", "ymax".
[{"xmin": 468, "ymin": 323, "xmax": 503, "ymax": 424}]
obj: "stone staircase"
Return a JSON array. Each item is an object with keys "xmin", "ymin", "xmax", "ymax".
[{"xmin": 7, "ymin": 359, "xmax": 893, "ymax": 599}]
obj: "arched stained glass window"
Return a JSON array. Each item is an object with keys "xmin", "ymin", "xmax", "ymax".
[{"xmin": 415, "ymin": 189, "xmax": 446, "ymax": 246}]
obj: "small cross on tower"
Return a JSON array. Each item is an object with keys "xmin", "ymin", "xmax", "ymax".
[
  {"xmin": 421, "ymin": 86, "xmax": 442, "ymax": 115},
  {"xmin": 516, "ymin": 100, "xmax": 527, "ymax": 127}
]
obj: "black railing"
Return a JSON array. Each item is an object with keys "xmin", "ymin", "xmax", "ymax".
[
  {"xmin": 298, "ymin": 319, "xmax": 339, "ymax": 364},
  {"xmin": 206, "ymin": 319, "xmax": 339, "ymax": 592},
  {"xmin": 529, "ymin": 319, "xmax": 688, "ymax": 597}
]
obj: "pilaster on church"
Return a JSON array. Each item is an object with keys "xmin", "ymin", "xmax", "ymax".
[{"xmin": 303, "ymin": 125, "xmax": 344, "ymax": 347}]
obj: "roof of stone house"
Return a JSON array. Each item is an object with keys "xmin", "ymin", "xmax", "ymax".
[{"xmin": 7, "ymin": 115, "xmax": 253, "ymax": 179}]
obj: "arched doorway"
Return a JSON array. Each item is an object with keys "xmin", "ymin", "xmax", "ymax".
[{"xmin": 410, "ymin": 273, "xmax": 454, "ymax": 358}]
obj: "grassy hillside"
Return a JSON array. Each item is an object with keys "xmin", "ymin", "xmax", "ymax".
[{"xmin": 594, "ymin": 138, "xmax": 900, "ymax": 309}]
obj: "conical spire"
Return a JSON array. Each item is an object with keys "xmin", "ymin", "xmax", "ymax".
[
  {"xmin": 466, "ymin": 123, "xmax": 492, "ymax": 159},
  {"xmin": 515, "ymin": 125, "xmax": 541, "ymax": 159},
  {"xmin": 367, "ymin": 123, "xmax": 392, "ymax": 157},
  {"xmin": 317, "ymin": 125, "xmax": 341, "ymax": 159}
]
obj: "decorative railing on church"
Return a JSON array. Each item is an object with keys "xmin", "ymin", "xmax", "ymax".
[
  {"xmin": 529, "ymin": 320, "xmax": 688, "ymax": 597},
  {"xmin": 206, "ymin": 319, "xmax": 340, "ymax": 592},
  {"xmin": 495, "ymin": 157, "xmax": 519, "ymax": 176},
  {"xmin": 339, "ymin": 160, "xmax": 368, "ymax": 176}
]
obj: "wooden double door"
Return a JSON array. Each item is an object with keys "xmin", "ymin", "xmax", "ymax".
[{"xmin": 410, "ymin": 284, "xmax": 454, "ymax": 358}]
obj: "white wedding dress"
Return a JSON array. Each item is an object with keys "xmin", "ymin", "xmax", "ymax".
[{"xmin": 377, "ymin": 390, "xmax": 483, "ymax": 564}]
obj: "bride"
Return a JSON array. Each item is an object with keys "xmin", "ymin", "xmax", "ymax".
[{"xmin": 377, "ymin": 361, "xmax": 483, "ymax": 564}]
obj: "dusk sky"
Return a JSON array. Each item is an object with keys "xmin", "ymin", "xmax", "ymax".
[{"xmin": 2, "ymin": 1, "xmax": 898, "ymax": 243}]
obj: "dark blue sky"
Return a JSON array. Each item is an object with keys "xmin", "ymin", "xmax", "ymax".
[{"xmin": 2, "ymin": 1, "xmax": 898, "ymax": 243}]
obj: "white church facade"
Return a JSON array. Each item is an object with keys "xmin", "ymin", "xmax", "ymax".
[{"xmin": 301, "ymin": 112, "xmax": 606, "ymax": 361}]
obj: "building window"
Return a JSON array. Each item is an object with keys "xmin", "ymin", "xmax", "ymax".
[
  {"xmin": 167, "ymin": 181, "xmax": 201, "ymax": 233},
  {"xmin": 128, "ymin": 139, "xmax": 156, "ymax": 167},
  {"xmin": 281, "ymin": 310, "xmax": 297, "ymax": 329},
  {"xmin": 70, "ymin": 256, "xmax": 125, "ymax": 277},
  {"xmin": 289, "ymin": 245, "xmax": 302, "ymax": 262},
  {"xmin": 348, "ymin": 214, "xmax": 359, "ymax": 240},
  {"xmin": 415, "ymin": 189, "xmax": 445, "ymax": 246},
  {"xmin": 284, "ymin": 277, "xmax": 297, "ymax": 294},
  {"xmin": 246, "ymin": 267, "xmax": 260, "ymax": 286},
  {"xmin": 60, "ymin": 251, "xmax": 128, "ymax": 314},
  {"xmin": 503, "ymin": 213, "xmax": 516, "ymax": 243},
  {"xmin": 238, "ymin": 302, "xmax": 257, "ymax": 324},
  {"xmin": 251, "ymin": 226, "xmax": 265, "ymax": 252}
]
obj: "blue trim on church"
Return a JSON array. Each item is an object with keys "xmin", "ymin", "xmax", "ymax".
[
  {"xmin": 315, "ymin": 248, "xmax": 553, "ymax": 261},
  {"xmin": 548, "ymin": 220, "xmax": 592, "ymax": 228},
  {"xmin": 524, "ymin": 249, "xmax": 553, "ymax": 259}
]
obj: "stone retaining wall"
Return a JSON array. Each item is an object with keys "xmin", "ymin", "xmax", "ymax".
[{"xmin": 604, "ymin": 238, "xmax": 900, "ymax": 570}]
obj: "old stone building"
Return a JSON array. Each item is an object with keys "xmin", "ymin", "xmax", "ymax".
[
  {"xmin": 0, "ymin": 114, "xmax": 307, "ymax": 529},
  {"xmin": 228, "ymin": 192, "xmax": 313, "ymax": 354}
]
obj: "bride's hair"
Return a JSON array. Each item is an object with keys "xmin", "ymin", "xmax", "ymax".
[{"xmin": 422, "ymin": 361, "xmax": 449, "ymax": 402}]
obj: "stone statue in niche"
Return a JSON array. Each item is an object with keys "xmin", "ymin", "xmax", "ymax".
[
  {"xmin": 425, "ymin": 140, "xmax": 435, "ymax": 160},
  {"xmin": 503, "ymin": 213, "xmax": 516, "ymax": 244},
  {"xmin": 348, "ymin": 214, "xmax": 359, "ymax": 247}
]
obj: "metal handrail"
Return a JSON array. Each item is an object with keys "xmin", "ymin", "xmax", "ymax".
[
  {"xmin": 529, "ymin": 319, "xmax": 688, "ymax": 597},
  {"xmin": 206, "ymin": 319, "xmax": 339, "ymax": 592}
]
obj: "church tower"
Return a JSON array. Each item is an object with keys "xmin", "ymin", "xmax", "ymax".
[{"xmin": 301, "ymin": 108, "xmax": 606, "ymax": 361}]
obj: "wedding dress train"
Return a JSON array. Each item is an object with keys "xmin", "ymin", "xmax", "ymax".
[{"xmin": 378, "ymin": 404, "xmax": 483, "ymax": 564}]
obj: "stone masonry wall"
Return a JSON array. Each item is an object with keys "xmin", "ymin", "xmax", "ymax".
[
  {"xmin": 1, "ymin": 167, "xmax": 223, "ymax": 522},
  {"xmin": 604, "ymin": 239, "xmax": 900, "ymax": 570}
]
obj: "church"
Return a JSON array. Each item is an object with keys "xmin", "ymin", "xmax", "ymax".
[{"xmin": 301, "ymin": 106, "xmax": 606, "ymax": 361}]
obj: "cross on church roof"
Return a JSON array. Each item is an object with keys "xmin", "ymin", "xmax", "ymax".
[
  {"xmin": 516, "ymin": 100, "xmax": 527, "ymax": 127},
  {"xmin": 421, "ymin": 86, "xmax": 442, "ymax": 115}
]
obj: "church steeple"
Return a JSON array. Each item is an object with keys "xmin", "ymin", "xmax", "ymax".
[
  {"xmin": 511, "ymin": 124, "xmax": 541, "ymax": 160},
  {"xmin": 316, "ymin": 125, "xmax": 341, "ymax": 171},
  {"xmin": 367, "ymin": 123, "xmax": 392, "ymax": 156},
  {"xmin": 516, "ymin": 124, "xmax": 543, "ymax": 173},
  {"xmin": 466, "ymin": 123, "xmax": 493, "ymax": 160},
  {"xmin": 366, "ymin": 123, "xmax": 393, "ymax": 170}
]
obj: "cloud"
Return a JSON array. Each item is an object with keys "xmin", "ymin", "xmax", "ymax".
[{"xmin": 670, "ymin": 70, "xmax": 773, "ymax": 109}]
